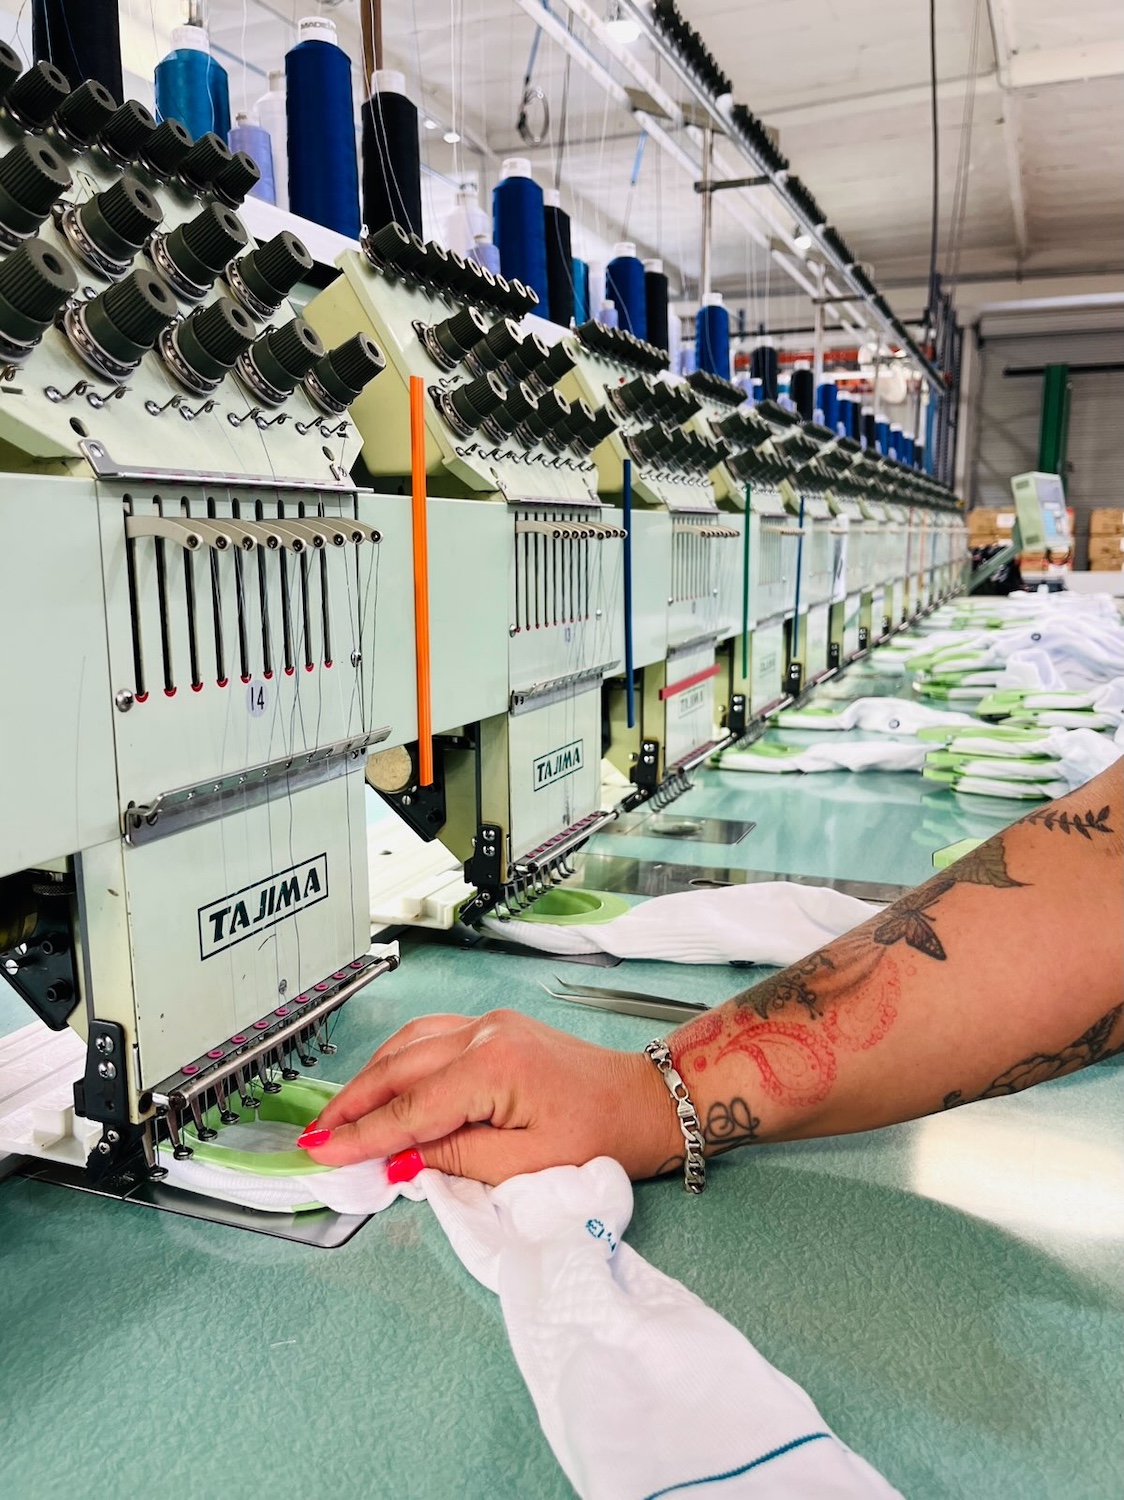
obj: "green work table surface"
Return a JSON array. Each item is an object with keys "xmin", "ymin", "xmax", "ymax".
[{"xmin": 2, "ymin": 721, "xmax": 1122, "ymax": 1499}]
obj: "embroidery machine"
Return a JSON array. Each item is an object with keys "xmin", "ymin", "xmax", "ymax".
[{"xmin": 0, "ymin": 68, "xmax": 399, "ymax": 1230}]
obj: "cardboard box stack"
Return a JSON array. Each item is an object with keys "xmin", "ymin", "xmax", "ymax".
[
  {"xmin": 967, "ymin": 508, "xmax": 1015, "ymax": 547},
  {"xmin": 1089, "ymin": 508, "xmax": 1124, "ymax": 572}
]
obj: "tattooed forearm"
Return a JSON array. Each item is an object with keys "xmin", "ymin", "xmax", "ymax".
[
  {"xmin": 942, "ymin": 1003, "xmax": 1124, "ymax": 1108},
  {"xmin": 661, "ymin": 763, "xmax": 1121, "ymax": 1153},
  {"xmin": 674, "ymin": 931, "xmax": 901, "ymax": 1110},
  {"xmin": 1024, "ymin": 805, "xmax": 1114, "ymax": 839}
]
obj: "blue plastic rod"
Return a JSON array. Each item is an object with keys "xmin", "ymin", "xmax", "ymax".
[
  {"xmin": 740, "ymin": 483, "xmax": 751, "ymax": 680},
  {"xmin": 623, "ymin": 457, "xmax": 635, "ymax": 729},
  {"xmin": 791, "ymin": 492, "xmax": 806, "ymax": 660}
]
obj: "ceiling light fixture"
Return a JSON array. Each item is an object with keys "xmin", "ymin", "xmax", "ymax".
[
  {"xmin": 443, "ymin": 130, "xmax": 461, "ymax": 144},
  {"xmin": 794, "ymin": 232, "xmax": 813, "ymax": 252},
  {"xmin": 604, "ymin": 2, "xmax": 641, "ymax": 44},
  {"xmin": 423, "ymin": 117, "xmax": 439, "ymax": 130}
]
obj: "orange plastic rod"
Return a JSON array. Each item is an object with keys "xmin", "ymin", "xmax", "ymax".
[{"xmin": 409, "ymin": 376, "xmax": 433, "ymax": 786}]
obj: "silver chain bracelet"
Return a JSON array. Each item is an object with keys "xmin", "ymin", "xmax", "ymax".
[{"xmin": 644, "ymin": 1039, "xmax": 707, "ymax": 1194}]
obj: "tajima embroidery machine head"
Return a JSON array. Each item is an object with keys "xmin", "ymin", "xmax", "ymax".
[{"xmin": 0, "ymin": 64, "xmax": 397, "ymax": 1224}]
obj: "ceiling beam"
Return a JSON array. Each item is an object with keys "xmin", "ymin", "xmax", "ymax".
[
  {"xmin": 987, "ymin": 0, "xmax": 1030, "ymax": 264},
  {"xmin": 1005, "ymin": 40, "xmax": 1124, "ymax": 90},
  {"xmin": 755, "ymin": 38, "xmax": 1124, "ymax": 133},
  {"xmin": 762, "ymin": 73, "xmax": 999, "ymax": 130}
]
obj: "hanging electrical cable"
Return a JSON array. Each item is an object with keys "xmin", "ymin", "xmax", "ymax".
[
  {"xmin": 923, "ymin": 0, "xmax": 940, "ymax": 356},
  {"xmin": 945, "ymin": 0, "xmax": 985, "ymax": 295},
  {"xmin": 554, "ymin": 10, "xmax": 573, "ymax": 191}
]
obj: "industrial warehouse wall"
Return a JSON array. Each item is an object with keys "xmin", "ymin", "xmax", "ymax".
[{"xmin": 970, "ymin": 323, "xmax": 1124, "ymax": 569}]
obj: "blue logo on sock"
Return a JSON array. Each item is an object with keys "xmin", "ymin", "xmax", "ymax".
[{"xmin": 585, "ymin": 1218, "xmax": 617, "ymax": 1252}]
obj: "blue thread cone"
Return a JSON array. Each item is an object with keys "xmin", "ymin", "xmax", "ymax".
[{"xmin": 286, "ymin": 18, "xmax": 359, "ymax": 239}]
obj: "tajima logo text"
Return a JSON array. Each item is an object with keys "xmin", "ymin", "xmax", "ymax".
[
  {"xmin": 674, "ymin": 686, "xmax": 708, "ymax": 719},
  {"xmin": 198, "ymin": 855, "xmax": 329, "ymax": 959},
  {"xmin": 533, "ymin": 739, "xmax": 584, "ymax": 790}
]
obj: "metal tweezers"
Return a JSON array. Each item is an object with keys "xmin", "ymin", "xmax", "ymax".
[{"xmin": 540, "ymin": 976, "xmax": 711, "ymax": 1024}]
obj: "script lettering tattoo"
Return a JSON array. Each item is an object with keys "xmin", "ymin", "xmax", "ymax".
[
  {"xmin": 655, "ymin": 1096, "xmax": 761, "ymax": 1174},
  {"xmin": 1024, "ymin": 805, "xmax": 1114, "ymax": 839},
  {"xmin": 942, "ymin": 1003, "xmax": 1124, "ymax": 1108},
  {"xmin": 704, "ymin": 1098, "xmax": 761, "ymax": 1155}
]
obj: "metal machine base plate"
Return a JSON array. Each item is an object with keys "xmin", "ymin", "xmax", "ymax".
[
  {"xmin": 570, "ymin": 851, "xmax": 907, "ymax": 906},
  {"xmin": 15, "ymin": 1158, "xmax": 370, "ymax": 1249},
  {"xmin": 598, "ymin": 811, "xmax": 756, "ymax": 845}
]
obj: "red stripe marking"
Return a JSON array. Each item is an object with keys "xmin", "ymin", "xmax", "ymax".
[{"xmin": 659, "ymin": 662, "xmax": 720, "ymax": 701}]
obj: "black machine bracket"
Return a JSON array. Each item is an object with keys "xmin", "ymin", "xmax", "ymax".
[
  {"xmin": 0, "ymin": 873, "xmax": 79, "ymax": 1030},
  {"xmin": 620, "ymin": 738, "xmax": 662, "ymax": 811},
  {"xmin": 73, "ymin": 1019, "xmax": 152, "ymax": 1184},
  {"xmin": 73, "ymin": 1019, "xmax": 132, "ymax": 1128},
  {"xmin": 371, "ymin": 741, "xmax": 447, "ymax": 841},
  {"xmin": 458, "ymin": 822, "xmax": 507, "ymax": 926}
]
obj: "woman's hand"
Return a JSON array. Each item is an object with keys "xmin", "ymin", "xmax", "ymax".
[{"xmin": 303, "ymin": 1009, "xmax": 682, "ymax": 1184}]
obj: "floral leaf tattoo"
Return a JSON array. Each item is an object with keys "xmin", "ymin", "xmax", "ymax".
[
  {"xmin": 1026, "ymin": 806, "xmax": 1114, "ymax": 839},
  {"xmin": 943, "ymin": 1004, "xmax": 1124, "ymax": 1107},
  {"xmin": 872, "ymin": 833, "xmax": 1029, "ymax": 960}
]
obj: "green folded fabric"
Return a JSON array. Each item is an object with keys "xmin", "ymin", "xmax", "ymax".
[
  {"xmin": 922, "ymin": 767, "xmax": 1066, "ymax": 799},
  {"xmin": 923, "ymin": 750, "xmax": 1060, "ymax": 780},
  {"xmin": 915, "ymin": 723, "xmax": 1048, "ymax": 746}
]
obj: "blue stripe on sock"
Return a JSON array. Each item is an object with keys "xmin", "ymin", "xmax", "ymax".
[{"xmin": 641, "ymin": 1432, "xmax": 833, "ymax": 1500}]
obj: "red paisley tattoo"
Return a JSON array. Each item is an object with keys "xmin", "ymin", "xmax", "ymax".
[
  {"xmin": 822, "ymin": 961, "xmax": 901, "ymax": 1052},
  {"xmin": 716, "ymin": 1019, "xmax": 837, "ymax": 1106},
  {"xmin": 671, "ymin": 1012, "xmax": 725, "ymax": 1074}
]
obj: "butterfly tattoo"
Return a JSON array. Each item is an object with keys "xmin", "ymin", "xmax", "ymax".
[{"xmin": 871, "ymin": 877, "xmax": 953, "ymax": 961}]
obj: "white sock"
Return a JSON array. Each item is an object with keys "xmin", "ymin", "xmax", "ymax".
[
  {"xmin": 721, "ymin": 741, "xmax": 927, "ymax": 775},
  {"xmin": 482, "ymin": 881, "xmax": 879, "ymax": 965},
  {"xmin": 776, "ymin": 698, "xmax": 976, "ymax": 736},
  {"xmin": 165, "ymin": 1155, "xmax": 899, "ymax": 1499}
]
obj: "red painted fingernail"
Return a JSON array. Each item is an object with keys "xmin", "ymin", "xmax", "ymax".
[
  {"xmin": 296, "ymin": 1128, "xmax": 331, "ymax": 1149},
  {"xmin": 386, "ymin": 1148, "xmax": 425, "ymax": 1184},
  {"xmin": 304, "ymin": 1119, "xmax": 319, "ymax": 1131}
]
